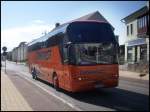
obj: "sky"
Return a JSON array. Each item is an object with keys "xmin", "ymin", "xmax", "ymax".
[{"xmin": 1, "ymin": 1, "xmax": 148, "ymax": 52}]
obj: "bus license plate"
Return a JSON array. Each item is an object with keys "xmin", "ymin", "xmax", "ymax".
[{"xmin": 95, "ymin": 84, "xmax": 104, "ymax": 88}]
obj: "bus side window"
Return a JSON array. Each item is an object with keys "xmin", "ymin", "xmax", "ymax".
[
  {"xmin": 46, "ymin": 49, "xmax": 51, "ymax": 60},
  {"xmin": 63, "ymin": 47, "xmax": 68, "ymax": 63},
  {"xmin": 36, "ymin": 49, "xmax": 51, "ymax": 60}
]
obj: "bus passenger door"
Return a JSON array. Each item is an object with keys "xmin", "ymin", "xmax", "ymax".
[{"xmin": 62, "ymin": 46, "xmax": 70, "ymax": 89}]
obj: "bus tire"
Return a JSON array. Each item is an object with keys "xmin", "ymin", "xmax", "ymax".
[{"xmin": 53, "ymin": 74, "xmax": 59, "ymax": 91}]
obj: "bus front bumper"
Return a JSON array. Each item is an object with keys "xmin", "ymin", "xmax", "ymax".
[{"xmin": 70, "ymin": 77, "xmax": 119, "ymax": 92}]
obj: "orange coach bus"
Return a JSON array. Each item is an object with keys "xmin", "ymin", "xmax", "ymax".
[{"xmin": 27, "ymin": 20, "xmax": 119, "ymax": 92}]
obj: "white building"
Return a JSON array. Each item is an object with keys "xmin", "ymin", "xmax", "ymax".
[
  {"xmin": 121, "ymin": 6, "xmax": 149, "ymax": 64},
  {"xmin": 12, "ymin": 42, "xmax": 27, "ymax": 62},
  {"xmin": 18, "ymin": 42, "xmax": 27, "ymax": 62},
  {"xmin": 12, "ymin": 47, "xmax": 18, "ymax": 62}
]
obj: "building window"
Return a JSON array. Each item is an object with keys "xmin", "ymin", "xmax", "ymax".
[
  {"xmin": 143, "ymin": 16, "xmax": 145, "ymax": 27},
  {"xmin": 137, "ymin": 19, "xmax": 140, "ymax": 29},
  {"xmin": 130, "ymin": 24, "xmax": 133, "ymax": 35},
  {"xmin": 127, "ymin": 25, "xmax": 129, "ymax": 36},
  {"xmin": 140, "ymin": 44, "xmax": 147, "ymax": 61},
  {"xmin": 141, "ymin": 17, "xmax": 143, "ymax": 28},
  {"xmin": 127, "ymin": 46, "xmax": 133, "ymax": 62},
  {"xmin": 144, "ymin": 16, "xmax": 147, "ymax": 27},
  {"xmin": 148, "ymin": 15, "xmax": 149, "ymax": 26},
  {"xmin": 139, "ymin": 18, "xmax": 141, "ymax": 28},
  {"xmin": 138, "ymin": 16, "xmax": 147, "ymax": 29}
]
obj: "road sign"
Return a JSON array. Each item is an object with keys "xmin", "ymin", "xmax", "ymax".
[
  {"xmin": 2, "ymin": 46, "xmax": 7, "ymax": 52},
  {"xmin": 2, "ymin": 46, "xmax": 7, "ymax": 73},
  {"xmin": 3, "ymin": 52, "xmax": 7, "ymax": 56}
]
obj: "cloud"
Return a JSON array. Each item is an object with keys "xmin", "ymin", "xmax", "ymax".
[
  {"xmin": 33, "ymin": 19, "xmax": 45, "ymax": 24},
  {"xmin": 1, "ymin": 24, "xmax": 54, "ymax": 51}
]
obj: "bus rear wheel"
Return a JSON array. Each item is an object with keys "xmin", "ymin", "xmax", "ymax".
[{"xmin": 53, "ymin": 74, "xmax": 59, "ymax": 91}]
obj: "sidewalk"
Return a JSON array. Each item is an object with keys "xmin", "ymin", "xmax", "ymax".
[
  {"xmin": 1, "ymin": 70, "xmax": 32, "ymax": 111},
  {"xmin": 119, "ymin": 70, "xmax": 149, "ymax": 81},
  {"xmin": 6, "ymin": 61, "xmax": 27, "ymax": 66}
]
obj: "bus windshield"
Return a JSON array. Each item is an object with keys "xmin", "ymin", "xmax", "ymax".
[
  {"xmin": 67, "ymin": 22, "xmax": 115, "ymax": 43},
  {"xmin": 68, "ymin": 43, "xmax": 118, "ymax": 65}
]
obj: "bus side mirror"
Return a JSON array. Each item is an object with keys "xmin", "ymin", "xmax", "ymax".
[{"xmin": 64, "ymin": 42, "xmax": 72, "ymax": 48}]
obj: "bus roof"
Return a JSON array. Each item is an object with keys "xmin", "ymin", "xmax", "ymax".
[
  {"xmin": 28, "ymin": 23, "xmax": 69, "ymax": 46},
  {"xmin": 28, "ymin": 20, "xmax": 110, "ymax": 47}
]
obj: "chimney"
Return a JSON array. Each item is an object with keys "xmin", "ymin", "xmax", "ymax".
[{"xmin": 55, "ymin": 23, "xmax": 60, "ymax": 27}]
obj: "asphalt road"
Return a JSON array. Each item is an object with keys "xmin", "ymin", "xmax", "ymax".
[{"xmin": 1, "ymin": 61, "xmax": 149, "ymax": 111}]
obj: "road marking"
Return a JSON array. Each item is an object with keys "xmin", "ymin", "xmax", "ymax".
[{"xmin": 19, "ymin": 71, "xmax": 83, "ymax": 111}]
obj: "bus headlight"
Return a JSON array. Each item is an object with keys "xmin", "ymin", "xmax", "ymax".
[{"xmin": 78, "ymin": 77, "xmax": 82, "ymax": 80}]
